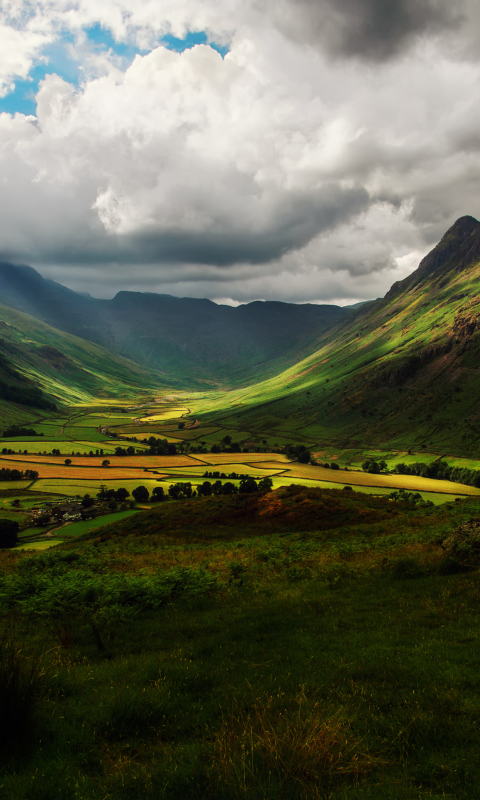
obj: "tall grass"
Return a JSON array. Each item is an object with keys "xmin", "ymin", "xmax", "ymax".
[
  {"xmin": 0, "ymin": 631, "xmax": 44, "ymax": 752},
  {"xmin": 211, "ymin": 692, "xmax": 381, "ymax": 798}
]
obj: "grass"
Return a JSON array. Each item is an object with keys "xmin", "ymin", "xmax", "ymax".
[
  {"xmin": 15, "ymin": 539, "xmax": 64, "ymax": 550},
  {"xmin": 1, "ymin": 488, "xmax": 480, "ymax": 797}
]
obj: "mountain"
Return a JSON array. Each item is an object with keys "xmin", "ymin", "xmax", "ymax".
[
  {"xmin": 0, "ymin": 302, "xmax": 167, "ymax": 426},
  {"xmin": 0, "ymin": 263, "xmax": 351, "ymax": 387},
  {"xmin": 197, "ymin": 216, "xmax": 480, "ymax": 456}
]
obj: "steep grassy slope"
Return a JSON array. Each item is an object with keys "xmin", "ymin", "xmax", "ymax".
[
  {"xmin": 0, "ymin": 303, "xmax": 165, "ymax": 409},
  {"xmin": 0, "ymin": 263, "xmax": 350, "ymax": 386},
  {"xmin": 193, "ymin": 216, "xmax": 480, "ymax": 455}
]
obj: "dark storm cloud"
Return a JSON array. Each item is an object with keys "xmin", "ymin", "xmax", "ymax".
[
  {"xmin": 22, "ymin": 184, "xmax": 369, "ymax": 269},
  {"xmin": 271, "ymin": 0, "xmax": 461, "ymax": 61}
]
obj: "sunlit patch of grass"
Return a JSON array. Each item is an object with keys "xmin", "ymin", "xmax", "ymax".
[{"xmin": 210, "ymin": 692, "xmax": 383, "ymax": 798}]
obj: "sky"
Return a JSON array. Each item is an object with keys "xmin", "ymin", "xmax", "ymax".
[{"xmin": 1, "ymin": 1, "xmax": 480, "ymax": 305}]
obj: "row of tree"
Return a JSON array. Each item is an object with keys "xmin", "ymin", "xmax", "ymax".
[
  {"xmin": 95, "ymin": 475, "xmax": 274, "ymax": 505},
  {"xmin": 2, "ymin": 427, "xmax": 42, "ymax": 437},
  {"xmin": 0, "ymin": 467, "xmax": 38, "ymax": 481},
  {"xmin": 395, "ymin": 460, "xmax": 480, "ymax": 488}
]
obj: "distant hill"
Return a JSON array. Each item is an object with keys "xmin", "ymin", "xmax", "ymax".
[
  {"xmin": 199, "ymin": 216, "xmax": 480, "ymax": 455},
  {"xmin": 0, "ymin": 263, "xmax": 351, "ymax": 387},
  {"xmin": 0, "ymin": 302, "xmax": 167, "ymax": 422}
]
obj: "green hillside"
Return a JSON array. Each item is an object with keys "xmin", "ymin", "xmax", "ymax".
[
  {"xmin": 191, "ymin": 216, "xmax": 480, "ymax": 456},
  {"xmin": 0, "ymin": 263, "xmax": 350, "ymax": 387},
  {"xmin": 2, "ymin": 487, "xmax": 480, "ymax": 798},
  {"xmin": 0, "ymin": 303, "xmax": 165, "ymax": 413}
]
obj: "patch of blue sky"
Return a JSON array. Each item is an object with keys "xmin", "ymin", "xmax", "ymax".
[
  {"xmin": 0, "ymin": 26, "xmax": 230, "ymax": 116},
  {"xmin": 161, "ymin": 30, "xmax": 229, "ymax": 58},
  {"xmin": 0, "ymin": 37, "xmax": 80, "ymax": 117}
]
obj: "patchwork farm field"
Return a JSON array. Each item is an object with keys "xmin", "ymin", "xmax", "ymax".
[{"xmin": 3, "ymin": 398, "xmax": 480, "ymax": 522}]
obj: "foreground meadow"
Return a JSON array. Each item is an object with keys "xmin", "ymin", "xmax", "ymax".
[{"xmin": 1, "ymin": 486, "xmax": 480, "ymax": 799}]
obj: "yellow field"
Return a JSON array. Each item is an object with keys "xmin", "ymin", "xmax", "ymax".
[
  {"xmin": 161, "ymin": 463, "xmax": 283, "ymax": 477},
  {"xmin": 0, "ymin": 460, "xmax": 150, "ymax": 481},
  {"xmin": 2, "ymin": 454, "xmax": 200, "ymax": 469},
  {"xmin": 281, "ymin": 463, "xmax": 480, "ymax": 495},
  {"xmin": 136, "ymin": 407, "xmax": 188, "ymax": 422},
  {"xmin": 199, "ymin": 453, "xmax": 291, "ymax": 465}
]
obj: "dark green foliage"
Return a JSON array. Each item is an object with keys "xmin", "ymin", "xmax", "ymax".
[
  {"xmin": 0, "ymin": 634, "xmax": 44, "ymax": 752},
  {"xmin": 362, "ymin": 459, "xmax": 380, "ymax": 473},
  {"xmin": 168, "ymin": 483, "xmax": 193, "ymax": 499},
  {"xmin": 239, "ymin": 476, "xmax": 258, "ymax": 493},
  {"xmin": 0, "ymin": 467, "xmax": 37, "ymax": 482},
  {"xmin": 0, "ymin": 519, "xmax": 18, "ymax": 548},
  {"xmin": 395, "ymin": 459, "xmax": 480, "ymax": 489},
  {"xmin": 132, "ymin": 486, "xmax": 150, "ymax": 503},
  {"xmin": 2, "ymin": 427, "xmax": 40, "ymax": 437},
  {"xmin": 297, "ymin": 450, "xmax": 310, "ymax": 464},
  {"xmin": 392, "ymin": 557, "xmax": 424, "ymax": 579}
]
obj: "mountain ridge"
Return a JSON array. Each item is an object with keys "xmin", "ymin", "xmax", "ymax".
[{"xmin": 0, "ymin": 262, "xmax": 352, "ymax": 387}]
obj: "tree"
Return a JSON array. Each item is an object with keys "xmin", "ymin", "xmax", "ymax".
[
  {"xmin": 197, "ymin": 481, "xmax": 212, "ymax": 497},
  {"xmin": 24, "ymin": 470, "xmax": 39, "ymax": 481},
  {"xmin": 297, "ymin": 450, "xmax": 310, "ymax": 464},
  {"xmin": 221, "ymin": 482, "xmax": 237, "ymax": 495},
  {"xmin": 178, "ymin": 422, "xmax": 185, "ymax": 429},
  {"xmin": 81, "ymin": 494, "xmax": 95, "ymax": 508},
  {"xmin": 107, "ymin": 500, "xmax": 118, "ymax": 511},
  {"xmin": 258, "ymin": 477, "xmax": 273, "ymax": 492},
  {"xmin": 101, "ymin": 459, "xmax": 110, "ymax": 468},
  {"xmin": 132, "ymin": 485, "xmax": 150, "ymax": 503},
  {"xmin": 152, "ymin": 486, "xmax": 165, "ymax": 501},
  {"xmin": 168, "ymin": 482, "xmax": 192, "ymax": 499},
  {"xmin": 114, "ymin": 487, "xmax": 130, "ymax": 502},
  {"xmin": 239, "ymin": 477, "xmax": 258, "ymax": 494},
  {"xmin": 64, "ymin": 458, "xmax": 72, "ymax": 466},
  {"xmin": 0, "ymin": 519, "xmax": 18, "ymax": 548}
]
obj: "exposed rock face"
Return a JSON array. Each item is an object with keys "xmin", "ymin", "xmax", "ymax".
[{"xmin": 452, "ymin": 312, "xmax": 479, "ymax": 340}]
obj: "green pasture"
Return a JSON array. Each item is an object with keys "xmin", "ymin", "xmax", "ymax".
[
  {"xmin": 54, "ymin": 509, "xmax": 141, "ymax": 537},
  {"xmin": 0, "ymin": 481, "xmax": 31, "ymax": 491},
  {"xmin": 15, "ymin": 538, "xmax": 64, "ymax": 550}
]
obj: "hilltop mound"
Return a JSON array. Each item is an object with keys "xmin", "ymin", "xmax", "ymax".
[{"xmin": 89, "ymin": 486, "xmax": 399, "ymax": 544}]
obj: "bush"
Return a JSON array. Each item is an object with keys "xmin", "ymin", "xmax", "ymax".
[
  {"xmin": 392, "ymin": 557, "xmax": 424, "ymax": 579},
  {"xmin": 0, "ymin": 520, "xmax": 18, "ymax": 548}
]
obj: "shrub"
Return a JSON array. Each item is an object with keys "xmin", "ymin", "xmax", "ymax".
[
  {"xmin": 392, "ymin": 557, "xmax": 424, "ymax": 579},
  {"xmin": 0, "ymin": 634, "xmax": 44, "ymax": 752},
  {"xmin": 0, "ymin": 520, "xmax": 18, "ymax": 548}
]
